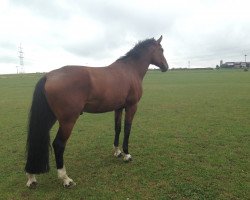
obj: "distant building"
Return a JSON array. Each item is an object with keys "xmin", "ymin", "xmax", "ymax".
[
  {"xmin": 220, "ymin": 61, "xmax": 250, "ymax": 68},
  {"xmin": 220, "ymin": 60, "xmax": 223, "ymax": 67}
]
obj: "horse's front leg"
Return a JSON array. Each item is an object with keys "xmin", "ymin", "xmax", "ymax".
[
  {"xmin": 113, "ymin": 108, "xmax": 123, "ymax": 157},
  {"xmin": 123, "ymin": 104, "xmax": 137, "ymax": 162},
  {"xmin": 53, "ymin": 122, "xmax": 76, "ymax": 188}
]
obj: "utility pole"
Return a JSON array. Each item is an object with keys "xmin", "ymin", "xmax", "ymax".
[
  {"xmin": 188, "ymin": 61, "xmax": 190, "ymax": 69},
  {"xmin": 245, "ymin": 54, "xmax": 248, "ymax": 69},
  {"xmin": 18, "ymin": 43, "xmax": 24, "ymax": 73}
]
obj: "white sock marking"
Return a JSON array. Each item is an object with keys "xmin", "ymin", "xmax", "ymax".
[
  {"xmin": 26, "ymin": 173, "xmax": 37, "ymax": 187},
  {"xmin": 114, "ymin": 146, "xmax": 122, "ymax": 157},
  {"xmin": 58, "ymin": 166, "xmax": 75, "ymax": 186},
  {"xmin": 123, "ymin": 154, "xmax": 132, "ymax": 161}
]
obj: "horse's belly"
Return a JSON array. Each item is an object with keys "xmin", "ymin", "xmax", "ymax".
[{"xmin": 83, "ymin": 99, "xmax": 125, "ymax": 113}]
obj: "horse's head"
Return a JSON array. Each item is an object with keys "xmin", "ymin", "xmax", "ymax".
[{"xmin": 151, "ymin": 36, "xmax": 169, "ymax": 72}]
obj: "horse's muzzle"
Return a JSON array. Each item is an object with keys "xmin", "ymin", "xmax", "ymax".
[{"xmin": 160, "ymin": 62, "xmax": 169, "ymax": 72}]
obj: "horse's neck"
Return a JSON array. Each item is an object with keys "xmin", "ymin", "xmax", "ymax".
[
  {"xmin": 111, "ymin": 56, "xmax": 151, "ymax": 80},
  {"xmin": 116, "ymin": 59, "xmax": 150, "ymax": 80},
  {"xmin": 131, "ymin": 59, "xmax": 150, "ymax": 80}
]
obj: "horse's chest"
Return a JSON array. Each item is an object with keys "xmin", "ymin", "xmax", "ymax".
[{"xmin": 126, "ymin": 87, "xmax": 142, "ymax": 105}]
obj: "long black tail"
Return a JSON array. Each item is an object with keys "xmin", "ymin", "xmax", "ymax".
[{"xmin": 25, "ymin": 76, "xmax": 56, "ymax": 174}]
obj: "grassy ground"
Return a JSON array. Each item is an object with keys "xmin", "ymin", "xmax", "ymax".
[{"xmin": 0, "ymin": 70, "xmax": 249, "ymax": 199}]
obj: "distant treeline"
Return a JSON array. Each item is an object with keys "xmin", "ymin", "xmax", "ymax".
[{"xmin": 149, "ymin": 67, "xmax": 214, "ymax": 71}]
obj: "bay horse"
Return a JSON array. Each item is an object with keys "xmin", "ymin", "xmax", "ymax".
[{"xmin": 25, "ymin": 36, "xmax": 168, "ymax": 188}]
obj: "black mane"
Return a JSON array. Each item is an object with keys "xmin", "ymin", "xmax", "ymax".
[{"xmin": 117, "ymin": 38, "xmax": 156, "ymax": 61}]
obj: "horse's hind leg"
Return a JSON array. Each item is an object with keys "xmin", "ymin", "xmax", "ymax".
[
  {"xmin": 52, "ymin": 121, "xmax": 76, "ymax": 187},
  {"xmin": 113, "ymin": 108, "xmax": 123, "ymax": 157}
]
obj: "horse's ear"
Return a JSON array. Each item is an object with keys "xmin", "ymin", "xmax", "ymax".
[{"xmin": 157, "ymin": 35, "xmax": 163, "ymax": 44}]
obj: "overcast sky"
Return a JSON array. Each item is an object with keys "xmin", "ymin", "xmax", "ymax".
[{"xmin": 1, "ymin": 0, "xmax": 250, "ymax": 74}]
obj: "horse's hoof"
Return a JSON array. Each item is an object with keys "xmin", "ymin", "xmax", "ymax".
[
  {"xmin": 27, "ymin": 181, "xmax": 38, "ymax": 189},
  {"xmin": 117, "ymin": 152, "xmax": 123, "ymax": 158},
  {"xmin": 114, "ymin": 148, "xmax": 122, "ymax": 158},
  {"xmin": 123, "ymin": 154, "xmax": 132, "ymax": 162},
  {"xmin": 63, "ymin": 181, "xmax": 76, "ymax": 188},
  {"xmin": 114, "ymin": 151, "xmax": 123, "ymax": 158}
]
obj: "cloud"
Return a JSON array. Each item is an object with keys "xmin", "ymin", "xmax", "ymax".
[
  {"xmin": 9, "ymin": 0, "xmax": 70, "ymax": 20},
  {"xmin": 59, "ymin": 0, "xmax": 176, "ymax": 61},
  {"xmin": 0, "ymin": 55, "xmax": 18, "ymax": 64},
  {"xmin": 1, "ymin": 0, "xmax": 250, "ymax": 73}
]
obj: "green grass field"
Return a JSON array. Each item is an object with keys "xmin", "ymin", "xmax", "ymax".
[{"xmin": 0, "ymin": 70, "xmax": 249, "ymax": 199}]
